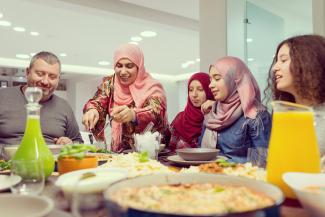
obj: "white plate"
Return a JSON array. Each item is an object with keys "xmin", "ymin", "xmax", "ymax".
[
  {"xmin": 0, "ymin": 175, "xmax": 21, "ymax": 191},
  {"xmin": 0, "ymin": 194, "xmax": 54, "ymax": 217},
  {"xmin": 167, "ymin": 155, "xmax": 219, "ymax": 166},
  {"xmin": 55, "ymin": 167, "xmax": 128, "ymax": 193}
]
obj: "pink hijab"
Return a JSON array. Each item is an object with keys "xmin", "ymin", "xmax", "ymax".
[
  {"xmin": 111, "ymin": 44, "xmax": 166, "ymax": 151},
  {"xmin": 171, "ymin": 72, "xmax": 213, "ymax": 143},
  {"xmin": 205, "ymin": 56, "xmax": 263, "ymax": 131}
]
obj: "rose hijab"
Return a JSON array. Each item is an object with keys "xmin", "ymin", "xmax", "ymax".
[
  {"xmin": 202, "ymin": 56, "xmax": 265, "ymax": 148},
  {"xmin": 111, "ymin": 44, "xmax": 166, "ymax": 151},
  {"xmin": 171, "ymin": 72, "xmax": 213, "ymax": 144}
]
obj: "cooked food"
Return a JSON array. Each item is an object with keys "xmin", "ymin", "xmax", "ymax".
[
  {"xmin": 181, "ymin": 159, "xmax": 266, "ymax": 181},
  {"xmin": 110, "ymin": 183, "xmax": 274, "ymax": 215},
  {"xmin": 0, "ymin": 160, "xmax": 11, "ymax": 171},
  {"xmin": 304, "ymin": 185, "xmax": 325, "ymax": 193},
  {"xmin": 100, "ymin": 152, "xmax": 174, "ymax": 177}
]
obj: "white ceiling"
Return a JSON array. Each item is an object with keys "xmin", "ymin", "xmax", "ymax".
[{"xmin": 0, "ymin": 0, "xmax": 199, "ymax": 80}]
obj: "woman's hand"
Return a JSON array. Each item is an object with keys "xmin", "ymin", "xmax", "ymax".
[
  {"xmin": 82, "ymin": 109, "xmax": 99, "ymax": 131},
  {"xmin": 201, "ymin": 100, "xmax": 215, "ymax": 114},
  {"xmin": 53, "ymin": 137, "xmax": 73, "ymax": 145},
  {"xmin": 111, "ymin": 105, "xmax": 136, "ymax": 123}
]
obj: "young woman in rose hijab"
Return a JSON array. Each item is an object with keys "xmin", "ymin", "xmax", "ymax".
[
  {"xmin": 201, "ymin": 56, "xmax": 271, "ymax": 163},
  {"xmin": 169, "ymin": 72, "xmax": 214, "ymax": 151},
  {"xmin": 82, "ymin": 44, "xmax": 168, "ymax": 152}
]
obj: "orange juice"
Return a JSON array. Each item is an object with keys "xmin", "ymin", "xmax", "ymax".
[{"xmin": 267, "ymin": 102, "xmax": 321, "ymax": 198}]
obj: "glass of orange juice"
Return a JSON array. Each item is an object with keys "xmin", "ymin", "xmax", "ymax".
[{"xmin": 267, "ymin": 101, "xmax": 321, "ymax": 199}]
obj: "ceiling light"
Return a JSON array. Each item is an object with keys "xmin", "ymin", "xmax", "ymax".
[
  {"xmin": 140, "ymin": 31, "xmax": 157, "ymax": 37},
  {"xmin": 0, "ymin": 20, "xmax": 11, "ymax": 27},
  {"xmin": 98, "ymin": 61, "xmax": 110, "ymax": 66},
  {"xmin": 0, "ymin": 13, "xmax": 3, "ymax": 18},
  {"xmin": 196, "ymin": 58, "xmax": 200, "ymax": 62},
  {"xmin": 247, "ymin": 58, "xmax": 254, "ymax": 62},
  {"xmin": 131, "ymin": 36, "xmax": 142, "ymax": 42},
  {"xmin": 247, "ymin": 38, "xmax": 253, "ymax": 43},
  {"xmin": 129, "ymin": 41, "xmax": 138, "ymax": 45},
  {"xmin": 30, "ymin": 31, "xmax": 39, "ymax": 36},
  {"xmin": 181, "ymin": 63, "xmax": 188, "ymax": 69},
  {"xmin": 13, "ymin": 27, "xmax": 26, "ymax": 32},
  {"xmin": 186, "ymin": 60, "xmax": 195, "ymax": 65},
  {"xmin": 16, "ymin": 54, "xmax": 30, "ymax": 59},
  {"xmin": 30, "ymin": 52, "xmax": 36, "ymax": 57},
  {"xmin": 59, "ymin": 53, "xmax": 67, "ymax": 57}
]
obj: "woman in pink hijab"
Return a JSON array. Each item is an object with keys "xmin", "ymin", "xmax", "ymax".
[
  {"xmin": 169, "ymin": 72, "xmax": 214, "ymax": 151},
  {"xmin": 201, "ymin": 56, "xmax": 271, "ymax": 163},
  {"xmin": 82, "ymin": 44, "xmax": 168, "ymax": 152}
]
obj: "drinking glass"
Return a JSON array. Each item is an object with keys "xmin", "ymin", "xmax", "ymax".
[
  {"xmin": 247, "ymin": 147, "xmax": 268, "ymax": 168},
  {"xmin": 313, "ymin": 103, "xmax": 325, "ymax": 172},
  {"xmin": 10, "ymin": 159, "xmax": 45, "ymax": 195}
]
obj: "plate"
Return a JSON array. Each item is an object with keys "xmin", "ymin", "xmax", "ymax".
[
  {"xmin": 0, "ymin": 175, "xmax": 21, "ymax": 191},
  {"xmin": 167, "ymin": 155, "xmax": 219, "ymax": 166},
  {"xmin": 47, "ymin": 209, "xmax": 73, "ymax": 217},
  {"xmin": 0, "ymin": 194, "xmax": 54, "ymax": 217},
  {"xmin": 55, "ymin": 167, "xmax": 128, "ymax": 193}
]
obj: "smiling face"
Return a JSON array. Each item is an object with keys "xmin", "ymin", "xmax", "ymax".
[
  {"xmin": 114, "ymin": 58, "xmax": 138, "ymax": 86},
  {"xmin": 209, "ymin": 66, "xmax": 229, "ymax": 101},
  {"xmin": 188, "ymin": 79, "xmax": 207, "ymax": 107},
  {"xmin": 26, "ymin": 58, "xmax": 60, "ymax": 102},
  {"xmin": 272, "ymin": 44, "xmax": 296, "ymax": 95}
]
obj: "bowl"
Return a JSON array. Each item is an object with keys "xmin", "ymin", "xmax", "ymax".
[
  {"xmin": 176, "ymin": 148, "xmax": 219, "ymax": 161},
  {"xmin": 283, "ymin": 172, "xmax": 325, "ymax": 217},
  {"xmin": 4, "ymin": 144, "xmax": 64, "ymax": 159},
  {"xmin": 56, "ymin": 167, "xmax": 127, "ymax": 210},
  {"xmin": 104, "ymin": 173, "xmax": 284, "ymax": 217},
  {"xmin": 55, "ymin": 167, "xmax": 128, "ymax": 194},
  {"xmin": 0, "ymin": 193, "xmax": 54, "ymax": 217}
]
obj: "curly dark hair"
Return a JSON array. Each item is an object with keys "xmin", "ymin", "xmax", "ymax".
[{"xmin": 263, "ymin": 34, "xmax": 325, "ymax": 106}]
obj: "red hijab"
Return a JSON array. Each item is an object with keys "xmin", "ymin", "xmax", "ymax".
[{"xmin": 171, "ymin": 72, "xmax": 213, "ymax": 143}]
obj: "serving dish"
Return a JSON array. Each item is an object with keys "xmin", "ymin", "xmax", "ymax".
[
  {"xmin": 104, "ymin": 173, "xmax": 284, "ymax": 217},
  {"xmin": 4, "ymin": 144, "xmax": 64, "ymax": 159},
  {"xmin": 176, "ymin": 148, "xmax": 219, "ymax": 161},
  {"xmin": 0, "ymin": 193, "xmax": 54, "ymax": 217},
  {"xmin": 283, "ymin": 172, "xmax": 325, "ymax": 217},
  {"xmin": 167, "ymin": 155, "xmax": 219, "ymax": 166}
]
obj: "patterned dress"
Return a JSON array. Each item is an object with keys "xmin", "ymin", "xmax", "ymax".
[{"xmin": 83, "ymin": 75, "xmax": 169, "ymax": 152}]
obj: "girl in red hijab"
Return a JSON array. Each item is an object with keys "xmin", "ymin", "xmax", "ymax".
[{"xmin": 169, "ymin": 72, "xmax": 214, "ymax": 151}]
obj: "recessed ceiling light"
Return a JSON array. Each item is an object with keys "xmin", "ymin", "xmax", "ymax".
[
  {"xmin": 59, "ymin": 53, "xmax": 67, "ymax": 57},
  {"xmin": 131, "ymin": 36, "xmax": 142, "ymax": 42},
  {"xmin": 247, "ymin": 38, "xmax": 253, "ymax": 43},
  {"xmin": 140, "ymin": 31, "xmax": 157, "ymax": 37},
  {"xmin": 196, "ymin": 58, "xmax": 200, "ymax": 62},
  {"xmin": 186, "ymin": 60, "xmax": 195, "ymax": 65},
  {"xmin": 247, "ymin": 58, "xmax": 254, "ymax": 62},
  {"xmin": 129, "ymin": 41, "xmax": 138, "ymax": 45},
  {"xmin": 0, "ymin": 20, "xmax": 11, "ymax": 27},
  {"xmin": 30, "ymin": 52, "xmax": 36, "ymax": 57},
  {"xmin": 16, "ymin": 54, "xmax": 30, "ymax": 59},
  {"xmin": 0, "ymin": 13, "xmax": 3, "ymax": 18},
  {"xmin": 30, "ymin": 31, "xmax": 39, "ymax": 36},
  {"xmin": 181, "ymin": 63, "xmax": 188, "ymax": 69},
  {"xmin": 13, "ymin": 27, "xmax": 26, "ymax": 32},
  {"xmin": 98, "ymin": 61, "xmax": 110, "ymax": 66}
]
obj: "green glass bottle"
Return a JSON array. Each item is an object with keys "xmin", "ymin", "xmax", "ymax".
[{"xmin": 13, "ymin": 87, "xmax": 55, "ymax": 179}]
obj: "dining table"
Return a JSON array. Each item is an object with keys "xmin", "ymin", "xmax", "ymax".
[{"xmin": 1, "ymin": 152, "xmax": 311, "ymax": 217}]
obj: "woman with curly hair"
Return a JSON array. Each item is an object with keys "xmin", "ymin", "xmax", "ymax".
[{"xmin": 264, "ymin": 34, "xmax": 325, "ymax": 106}]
